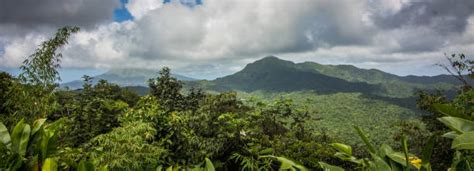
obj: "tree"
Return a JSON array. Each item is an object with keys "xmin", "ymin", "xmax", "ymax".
[
  {"xmin": 3, "ymin": 26, "xmax": 80, "ymax": 125},
  {"xmin": 19, "ymin": 26, "xmax": 80, "ymax": 87},
  {"xmin": 185, "ymin": 87, "xmax": 205, "ymax": 113},
  {"xmin": 148, "ymin": 67, "xmax": 185, "ymax": 112},
  {"xmin": 438, "ymin": 53, "xmax": 473, "ymax": 91},
  {"xmin": 63, "ymin": 76, "xmax": 129, "ymax": 147},
  {"xmin": 0, "ymin": 72, "xmax": 15, "ymax": 115}
]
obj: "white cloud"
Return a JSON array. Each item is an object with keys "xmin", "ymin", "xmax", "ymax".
[
  {"xmin": 1, "ymin": 0, "xmax": 473, "ymax": 79},
  {"xmin": 0, "ymin": 34, "xmax": 46, "ymax": 67},
  {"xmin": 126, "ymin": 0, "xmax": 163, "ymax": 19}
]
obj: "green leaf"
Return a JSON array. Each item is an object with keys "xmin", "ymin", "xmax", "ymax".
[
  {"xmin": 401, "ymin": 135, "xmax": 410, "ymax": 171},
  {"xmin": 260, "ymin": 155, "xmax": 308, "ymax": 171},
  {"xmin": 0, "ymin": 122, "xmax": 11, "ymax": 149},
  {"xmin": 27, "ymin": 155, "xmax": 39, "ymax": 171},
  {"xmin": 388, "ymin": 160, "xmax": 403, "ymax": 171},
  {"xmin": 330, "ymin": 143, "xmax": 352, "ymax": 155},
  {"xmin": 334, "ymin": 152, "xmax": 361, "ymax": 164},
  {"xmin": 31, "ymin": 119, "xmax": 46, "ymax": 136},
  {"xmin": 438, "ymin": 117, "xmax": 474, "ymax": 133},
  {"xmin": 98, "ymin": 165, "xmax": 109, "ymax": 171},
  {"xmin": 353, "ymin": 126, "xmax": 377, "ymax": 154},
  {"xmin": 386, "ymin": 152, "xmax": 410, "ymax": 166},
  {"xmin": 205, "ymin": 158, "xmax": 215, "ymax": 171},
  {"xmin": 380, "ymin": 144, "xmax": 394, "ymax": 156},
  {"xmin": 442, "ymin": 131, "xmax": 459, "ymax": 139},
  {"xmin": 450, "ymin": 151, "xmax": 473, "ymax": 171},
  {"xmin": 318, "ymin": 162, "xmax": 345, "ymax": 171},
  {"xmin": 78, "ymin": 160, "xmax": 95, "ymax": 171},
  {"xmin": 16, "ymin": 124, "xmax": 31, "ymax": 156},
  {"xmin": 433, "ymin": 104, "xmax": 471, "ymax": 120},
  {"xmin": 40, "ymin": 130, "xmax": 58, "ymax": 161},
  {"xmin": 258, "ymin": 148, "xmax": 274, "ymax": 155},
  {"xmin": 9, "ymin": 154, "xmax": 23, "ymax": 171},
  {"xmin": 452, "ymin": 131, "xmax": 474, "ymax": 150},
  {"xmin": 420, "ymin": 135, "xmax": 435, "ymax": 171},
  {"xmin": 42, "ymin": 158, "xmax": 58, "ymax": 171},
  {"xmin": 11, "ymin": 119, "xmax": 26, "ymax": 154},
  {"xmin": 371, "ymin": 153, "xmax": 392, "ymax": 171}
]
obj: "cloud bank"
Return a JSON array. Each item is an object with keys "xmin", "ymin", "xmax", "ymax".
[{"xmin": 1, "ymin": 0, "xmax": 473, "ymax": 79}]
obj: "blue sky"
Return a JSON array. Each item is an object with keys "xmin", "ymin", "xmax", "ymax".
[{"xmin": 114, "ymin": 0, "xmax": 134, "ymax": 22}]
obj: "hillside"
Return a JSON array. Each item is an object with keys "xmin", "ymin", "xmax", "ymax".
[
  {"xmin": 193, "ymin": 56, "xmax": 460, "ymax": 98},
  {"xmin": 237, "ymin": 91, "xmax": 422, "ymax": 147},
  {"xmin": 207, "ymin": 56, "xmax": 379, "ymax": 94}
]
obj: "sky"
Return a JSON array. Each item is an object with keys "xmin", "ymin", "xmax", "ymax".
[{"xmin": 0, "ymin": 0, "xmax": 473, "ymax": 81}]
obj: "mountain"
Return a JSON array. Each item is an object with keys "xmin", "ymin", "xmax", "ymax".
[
  {"xmin": 61, "ymin": 68, "xmax": 195, "ymax": 90},
  {"xmin": 205, "ymin": 56, "xmax": 380, "ymax": 94},
  {"xmin": 191, "ymin": 56, "xmax": 461, "ymax": 98}
]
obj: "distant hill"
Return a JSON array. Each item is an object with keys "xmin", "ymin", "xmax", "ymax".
[
  {"xmin": 61, "ymin": 68, "xmax": 195, "ymax": 90},
  {"xmin": 190, "ymin": 56, "xmax": 461, "ymax": 98},
  {"xmin": 400, "ymin": 75, "xmax": 463, "ymax": 85}
]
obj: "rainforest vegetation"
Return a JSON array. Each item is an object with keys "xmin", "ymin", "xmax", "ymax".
[{"xmin": 1, "ymin": 27, "xmax": 473, "ymax": 171}]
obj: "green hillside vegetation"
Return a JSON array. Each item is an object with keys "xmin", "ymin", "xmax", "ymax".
[
  {"xmin": 1, "ymin": 27, "xmax": 473, "ymax": 170},
  {"xmin": 194, "ymin": 56, "xmax": 459, "ymax": 98},
  {"xmin": 238, "ymin": 91, "xmax": 423, "ymax": 148}
]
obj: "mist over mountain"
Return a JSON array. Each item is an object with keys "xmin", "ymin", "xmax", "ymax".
[{"xmin": 61, "ymin": 68, "xmax": 195, "ymax": 90}]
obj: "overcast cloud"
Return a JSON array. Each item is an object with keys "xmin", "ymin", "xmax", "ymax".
[{"xmin": 0, "ymin": 0, "xmax": 473, "ymax": 79}]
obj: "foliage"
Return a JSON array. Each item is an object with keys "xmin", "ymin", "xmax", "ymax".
[
  {"xmin": 431, "ymin": 93, "xmax": 474, "ymax": 170},
  {"xmin": 0, "ymin": 72, "xmax": 14, "ymax": 113},
  {"xmin": 240, "ymin": 91, "xmax": 422, "ymax": 150},
  {"xmin": 416, "ymin": 54, "xmax": 474, "ymax": 170},
  {"xmin": 325, "ymin": 126, "xmax": 435, "ymax": 171},
  {"xmin": 260, "ymin": 155, "xmax": 308, "ymax": 171},
  {"xmin": 58, "ymin": 77, "xmax": 130, "ymax": 147},
  {"xmin": 2, "ymin": 26, "xmax": 80, "ymax": 126},
  {"xmin": 0, "ymin": 118, "xmax": 63, "ymax": 171},
  {"xmin": 18, "ymin": 26, "xmax": 79, "ymax": 86},
  {"xmin": 82, "ymin": 121, "xmax": 167, "ymax": 170},
  {"xmin": 149, "ymin": 67, "xmax": 186, "ymax": 112}
]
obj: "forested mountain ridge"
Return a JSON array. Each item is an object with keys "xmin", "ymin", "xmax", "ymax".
[
  {"xmin": 206, "ymin": 56, "xmax": 379, "ymax": 94},
  {"xmin": 192, "ymin": 56, "xmax": 461, "ymax": 98},
  {"xmin": 60, "ymin": 56, "xmax": 462, "ymax": 98}
]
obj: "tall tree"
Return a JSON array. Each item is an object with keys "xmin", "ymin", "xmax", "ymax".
[
  {"xmin": 4, "ymin": 26, "xmax": 79, "ymax": 125},
  {"xmin": 19, "ymin": 26, "xmax": 80, "ymax": 87},
  {"xmin": 148, "ymin": 67, "xmax": 185, "ymax": 112}
]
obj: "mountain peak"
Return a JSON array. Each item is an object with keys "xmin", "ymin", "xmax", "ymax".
[
  {"xmin": 252, "ymin": 56, "xmax": 294, "ymax": 66},
  {"xmin": 261, "ymin": 55, "xmax": 279, "ymax": 60}
]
